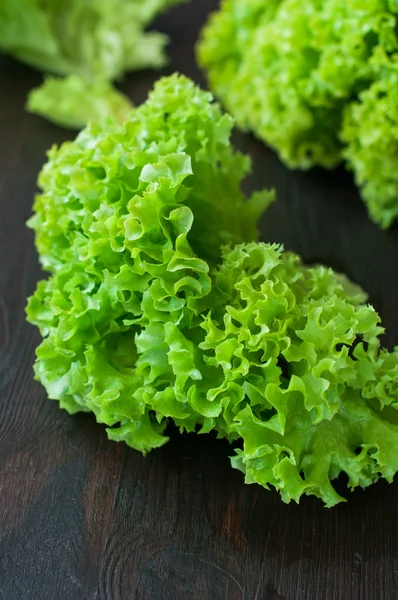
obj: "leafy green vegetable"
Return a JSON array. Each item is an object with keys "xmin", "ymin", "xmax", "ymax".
[
  {"xmin": 27, "ymin": 75, "xmax": 132, "ymax": 130},
  {"xmin": 198, "ymin": 0, "xmax": 398, "ymax": 228},
  {"xmin": 203, "ymin": 243, "xmax": 398, "ymax": 507},
  {"xmin": 27, "ymin": 73, "xmax": 271, "ymax": 419},
  {"xmin": 341, "ymin": 52, "xmax": 398, "ymax": 228},
  {"xmin": 27, "ymin": 74, "xmax": 398, "ymax": 506},
  {"xmin": 0, "ymin": 0, "xmax": 184, "ymax": 128}
]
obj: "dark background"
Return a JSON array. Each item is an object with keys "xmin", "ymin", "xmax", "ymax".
[{"xmin": 1, "ymin": 2, "xmax": 398, "ymax": 598}]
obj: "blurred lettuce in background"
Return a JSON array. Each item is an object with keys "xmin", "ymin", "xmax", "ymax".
[
  {"xmin": 198, "ymin": 0, "xmax": 398, "ymax": 228},
  {"xmin": 0, "ymin": 0, "xmax": 184, "ymax": 128}
]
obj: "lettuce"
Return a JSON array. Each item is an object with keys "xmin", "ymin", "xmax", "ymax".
[
  {"xmin": 27, "ymin": 74, "xmax": 398, "ymax": 506},
  {"xmin": 27, "ymin": 75, "xmax": 133, "ymax": 130},
  {"xmin": 27, "ymin": 73, "xmax": 271, "ymax": 418},
  {"xmin": 202, "ymin": 243, "xmax": 398, "ymax": 506},
  {"xmin": 198, "ymin": 0, "xmax": 398, "ymax": 228},
  {"xmin": 341, "ymin": 52, "xmax": 398, "ymax": 228},
  {"xmin": 0, "ymin": 0, "xmax": 184, "ymax": 128}
]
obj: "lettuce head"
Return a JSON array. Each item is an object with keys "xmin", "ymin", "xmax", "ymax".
[
  {"xmin": 26, "ymin": 74, "xmax": 398, "ymax": 506},
  {"xmin": 198, "ymin": 0, "xmax": 398, "ymax": 228}
]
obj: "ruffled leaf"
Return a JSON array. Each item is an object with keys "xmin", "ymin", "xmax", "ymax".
[
  {"xmin": 198, "ymin": 0, "xmax": 398, "ymax": 226},
  {"xmin": 26, "ymin": 74, "xmax": 398, "ymax": 507}
]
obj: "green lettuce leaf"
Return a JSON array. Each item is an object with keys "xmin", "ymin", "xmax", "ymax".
[
  {"xmin": 201, "ymin": 243, "xmax": 398, "ymax": 507},
  {"xmin": 198, "ymin": 0, "xmax": 398, "ymax": 227},
  {"xmin": 341, "ymin": 50, "xmax": 398, "ymax": 228},
  {"xmin": 0, "ymin": 0, "xmax": 184, "ymax": 128},
  {"xmin": 27, "ymin": 75, "xmax": 133, "ymax": 130},
  {"xmin": 26, "ymin": 74, "xmax": 398, "ymax": 505},
  {"xmin": 26, "ymin": 73, "xmax": 271, "ymax": 445}
]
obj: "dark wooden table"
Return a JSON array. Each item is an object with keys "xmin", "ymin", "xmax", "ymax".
[{"xmin": 1, "ymin": 2, "xmax": 398, "ymax": 599}]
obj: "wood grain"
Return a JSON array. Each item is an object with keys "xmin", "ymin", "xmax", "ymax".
[{"xmin": 1, "ymin": 2, "xmax": 398, "ymax": 599}]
